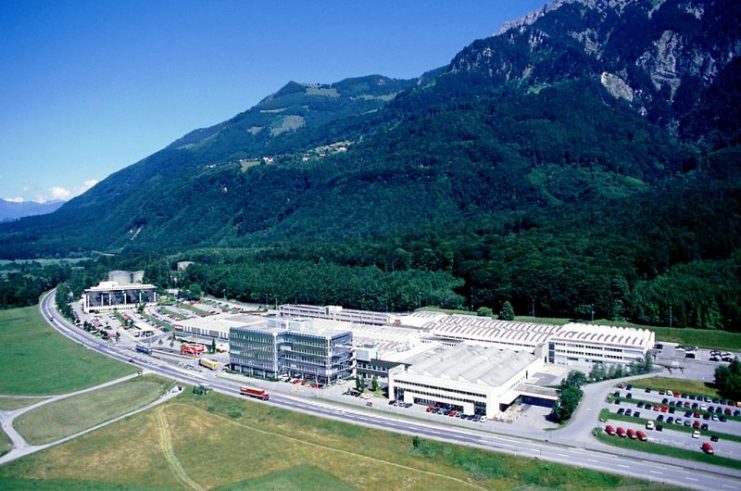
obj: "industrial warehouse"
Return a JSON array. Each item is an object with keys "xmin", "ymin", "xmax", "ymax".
[{"xmin": 163, "ymin": 301, "xmax": 655, "ymax": 416}]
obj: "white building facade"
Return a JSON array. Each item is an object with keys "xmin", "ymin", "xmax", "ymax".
[{"xmin": 387, "ymin": 343, "xmax": 544, "ymax": 418}]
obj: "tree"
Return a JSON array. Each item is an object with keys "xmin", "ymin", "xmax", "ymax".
[
  {"xmin": 552, "ymin": 386, "xmax": 583, "ymax": 423},
  {"xmin": 477, "ymin": 306, "xmax": 494, "ymax": 317},
  {"xmin": 371, "ymin": 376, "xmax": 379, "ymax": 392},
  {"xmin": 498, "ymin": 301, "xmax": 515, "ymax": 321},
  {"xmin": 115, "ymin": 332, "xmax": 120, "ymax": 342},
  {"xmin": 589, "ymin": 363, "xmax": 606, "ymax": 382},
  {"xmin": 715, "ymin": 359, "xmax": 741, "ymax": 400},
  {"xmin": 211, "ymin": 338, "xmax": 217, "ymax": 354},
  {"xmin": 561, "ymin": 370, "xmax": 587, "ymax": 389}
]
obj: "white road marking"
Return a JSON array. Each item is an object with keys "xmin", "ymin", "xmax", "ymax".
[
  {"xmin": 685, "ymin": 477, "xmax": 698, "ymax": 482},
  {"xmin": 649, "ymin": 470, "xmax": 663, "ymax": 475},
  {"xmin": 617, "ymin": 464, "xmax": 630, "ymax": 469}
]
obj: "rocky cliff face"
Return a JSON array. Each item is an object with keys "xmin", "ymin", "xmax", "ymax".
[{"xmin": 451, "ymin": 0, "xmax": 739, "ymax": 137}]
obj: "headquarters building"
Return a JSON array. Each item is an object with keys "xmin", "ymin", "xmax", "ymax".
[{"xmin": 229, "ymin": 318, "xmax": 354, "ymax": 385}]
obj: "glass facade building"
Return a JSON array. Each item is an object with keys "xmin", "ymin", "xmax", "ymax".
[{"xmin": 229, "ymin": 326, "xmax": 354, "ymax": 384}]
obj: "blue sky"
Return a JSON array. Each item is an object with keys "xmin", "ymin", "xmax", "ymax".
[{"xmin": 0, "ymin": 0, "xmax": 546, "ymax": 202}]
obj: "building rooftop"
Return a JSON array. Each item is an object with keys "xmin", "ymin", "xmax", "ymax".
[
  {"xmin": 85, "ymin": 281, "xmax": 156, "ymax": 292},
  {"xmin": 391, "ymin": 311, "xmax": 448, "ymax": 328},
  {"xmin": 424, "ymin": 314, "xmax": 561, "ymax": 347},
  {"xmin": 401, "ymin": 342, "xmax": 538, "ymax": 387},
  {"xmin": 232, "ymin": 316, "xmax": 352, "ymax": 339},
  {"xmin": 175, "ymin": 313, "xmax": 264, "ymax": 335},
  {"xmin": 552, "ymin": 323, "xmax": 655, "ymax": 349}
]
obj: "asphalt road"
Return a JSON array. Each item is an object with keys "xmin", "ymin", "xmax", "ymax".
[{"xmin": 37, "ymin": 291, "xmax": 741, "ymax": 490}]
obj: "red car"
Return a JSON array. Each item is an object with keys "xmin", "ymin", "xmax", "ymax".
[
  {"xmin": 636, "ymin": 430, "xmax": 647, "ymax": 441},
  {"xmin": 693, "ymin": 420, "xmax": 701, "ymax": 429},
  {"xmin": 702, "ymin": 442, "xmax": 715, "ymax": 454},
  {"xmin": 616, "ymin": 427, "xmax": 626, "ymax": 437},
  {"xmin": 661, "ymin": 406, "xmax": 668, "ymax": 413},
  {"xmin": 627, "ymin": 429, "xmax": 637, "ymax": 439},
  {"xmin": 426, "ymin": 406, "xmax": 434, "ymax": 413},
  {"xmin": 449, "ymin": 411, "xmax": 457, "ymax": 417},
  {"xmin": 674, "ymin": 391, "xmax": 681, "ymax": 398},
  {"xmin": 653, "ymin": 404, "xmax": 660, "ymax": 411},
  {"xmin": 694, "ymin": 411, "xmax": 701, "ymax": 418},
  {"xmin": 605, "ymin": 425, "xmax": 616, "ymax": 436}
]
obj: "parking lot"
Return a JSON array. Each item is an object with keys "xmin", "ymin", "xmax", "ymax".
[
  {"xmin": 602, "ymin": 380, "xmax": 741, "ymax": 460},
  {"xmin": 653, "ymin": 343, "xmax": 739, "ymax": 383}
]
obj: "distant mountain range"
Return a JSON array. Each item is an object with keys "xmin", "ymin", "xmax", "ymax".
[
  {"xmin": 0, "ymin": 199, "xmax": 64, "ymax": 223},
  {"xmin": 1, "ymin": 0, "xmax": 736, "ymax": 256},
  {"xmin": 1, "ymin": 0, "xmax": 737, "ymax": 328}
]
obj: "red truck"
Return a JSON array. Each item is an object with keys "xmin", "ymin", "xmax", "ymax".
[
  {"xmin": 240, "ymin": 386, "xmax": 269, "ymax": 401},
  {"xmin": 180, "ymin": 344, "xmax": 204, "ymax": 356}
]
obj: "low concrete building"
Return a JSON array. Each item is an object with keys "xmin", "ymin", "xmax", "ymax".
[
  {"xmin": 388, "ymin": 343, "xmax": 545, "ymax": 418},
  {"xmin": 83, "ymin": 281, "xmax": 157, "ymax": 313},
  {"xmin": 547, "ymin": 323, "xmax": 655, "ymax": 368},
  {"xmin": 279, "ymin": 304, "xmax": 391, "ymax": 326}
]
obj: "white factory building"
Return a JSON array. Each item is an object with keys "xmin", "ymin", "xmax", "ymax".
[
  {"xmin": 388, "ymin": 343, "xmax": 548, "ymax": 418},
  {"xmin": 279, "ymin": 304, "xmax": 391, "ymax": 326},
  {"xmin": 547, "ymin": 323, "xmax": 655, "ymax": 367},
  {"xmin": 422, "ymin": 314, "xmax": 562, "ymax": 352},
  {"xmin": 83, "ymin": 281, "xmax": 157, "ymax": 313}
]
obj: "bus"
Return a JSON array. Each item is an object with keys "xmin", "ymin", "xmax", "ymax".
[
  {"xmin": 199, "ymin": 358, "xmax": 220, "ymax": 370},
  {"xmin": 135, "ymin": 345, "xmax": 152, "ymax": 355},
  {"xmin": 240, "ymin": 386, "xmax": 269, "ymax": 400}
]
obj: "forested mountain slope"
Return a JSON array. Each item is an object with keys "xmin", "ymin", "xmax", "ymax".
[{"xmin": 1, "ymin": 0, "xmax": 738, "ymax": 329}]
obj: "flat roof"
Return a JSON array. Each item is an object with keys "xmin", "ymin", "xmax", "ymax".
[
  {"xmin": 175, "ymin": 313, "xmax": 263, "ymax": 334},
  {"xmin": 85, "ymin": 281, "xmax": 156, "ymax": 292},
  {"xmin": 401, "ymin": 342, "xmax": 538, "ymax": 387},
  {"xmin": 232, "ymin": 316, "xmax": 352, "ymax": 339}
]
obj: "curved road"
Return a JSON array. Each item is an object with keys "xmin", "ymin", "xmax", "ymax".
[{"xmin": 38, "ymin": 291, "xmax": 740, "ymax": 490}]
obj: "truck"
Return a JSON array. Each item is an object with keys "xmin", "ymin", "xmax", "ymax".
[
  {"xmin": 240, "ymin": 386, "xmax": 269, "ymax": 400},
  {"xmin": 181, "ymin": 344, "xmax": 205, "ymax": 356},
  {"xmin": 199, "ymin": 358, "xmax": 220, "ymax": 370},
  {"xmin": 135, "ymin": 345, "xmax": 153, "ymax": 355}
]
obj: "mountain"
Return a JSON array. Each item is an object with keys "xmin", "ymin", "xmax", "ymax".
[
  {"xmin": 0, "ymin": 0, "xmax": 738, "ymax": 328},
  {"xmin": 0, "ymin": 199, "xmax": 64, "ymax": 223}
]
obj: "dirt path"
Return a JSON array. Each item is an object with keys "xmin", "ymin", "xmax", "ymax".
[{"xmin": 157, "ymin": 407, "xmax": 205, "ymax": 491}]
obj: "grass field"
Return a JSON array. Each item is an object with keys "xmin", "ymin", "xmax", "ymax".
[
  {"xmin": 0, "ymin": 427, "xmax": 11, "ymax": 456},
  {"xmin": 0, "ymin": 396, "xmax": 47, "ymax": 411},
  {"xmin": 594, "ymin": 428, "xmax": 741, "ymax": 470},
  {"xmin": 0, "ymin": 390, "xmax": 673, "ymax": 490},
  {"xmin": 0, "ymin": 306, "xmax": 136, "ymax": 395},
  {"xmin": 630, "ymin": 377, "xmax": 720, "ymax": 398},
  {"xmin": 14, "ymin": 375, "xmax": 171, "ymax": 445}
]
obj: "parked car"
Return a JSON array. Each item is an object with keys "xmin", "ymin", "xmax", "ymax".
[
  {"xmin": 605, "ymin": 425, "xmax": 616, "ymax": 436},
  {"xmin": 656, "ymin": 425, "xmax": 663, "ymax": 431},
  {"xmin": 625, "ymin": 409, "xmax": 633, "ymax": 416},
  {"xmin": 626, "ymin": 393, "xmax": 633, "ymax": 399},
  {"xmin": 666, "ymin": 416, "xmax": 674, "ymax": 424},
  {"xmin": 636, "ymin": 430, "xmax": 647, "ymax": 441},
  {"xmin": 616, "ymin": 427, "xmax": 626, "ymax": 437},
  {"xmin": 701, "ymin": 423, "xmax": 709, "ymax": 431},
  {"xmin": 710, "ymin": 435, "xmax": 719, "ymax": 442},
  {"xmin": 617, "ymin": 408, "xmax": 625, "ymax": 415},
  {"xmin": 646, "ymin": 421, "xmax": 655, "ymax": 430},
  {"xmin": 656, "ymin": 415, "xmax": 664, "ymax": 422},
  {"xmin": 693, "ymin": 420, "xmax": 701, "ymax": 429},
  {"xmin": 634, "ymin": 411, "xmax": 641, "ymax": 418},
  {"xmin": 702, "ymin": 442, "xmax": 715, "ymax": 454},
  {"xmin": 626, "ymin": 429, "xmax": 636, "ymax": 439}
]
